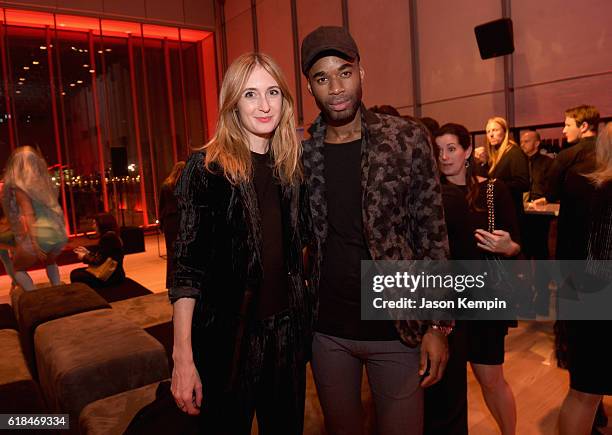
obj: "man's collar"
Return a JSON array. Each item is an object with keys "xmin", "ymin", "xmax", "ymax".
[{"xmin": 578, "ymin": 135, "xmax": 597, "ymax": 145}]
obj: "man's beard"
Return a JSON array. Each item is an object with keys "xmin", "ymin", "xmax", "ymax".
[{"xmin": 316, "ymin": 88, "xmax": 362, "ymax": 125}]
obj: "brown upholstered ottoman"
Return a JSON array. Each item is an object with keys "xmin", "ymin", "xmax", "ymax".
[
  {"xmin": 111, "ymin": 292, "xmax": 174, "ymax": 372},
  {"xmin": 0, "ymin": 303, "xmax": 17, "ymax": 330},
  {"xmin": 110, "ymin": 291, "xmax": 172, "ymax": 329},
  {"xmin": 94, "ymin": 278, "xmax": 152, "ymax": 303},
  {"xmin": 0, "ymin": 329, "xmax": 45, "ymax": 413},
  {"xmin": 34, "ymin": 309, "xmax": 169, "ymax": 429},
  {"xmin": 16, "ymin": 283, "xmax": 110, "ymax": 376},
  {"xmin": 79, "ymin": 380, "xmax": 167, "ymax": 435},
  {"xmin": 9, "ymin": 282, "xmax": 69, "ymax": 324}
]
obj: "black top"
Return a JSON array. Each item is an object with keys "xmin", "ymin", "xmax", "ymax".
[
  {"xmin": 491, "ymin": 145, "xmax": 530, "ymax": 217},
  {"xmin": 251, "ymin": 151, "xmax": 289, "ymax": 319},
  {"xmin": 527, "ymin": 153, "xmax": 553, "ymax": 201},
  {"xmin": 317, "ymin": 139, "xmax": 397, "ymax": 341},
  {"xmin": 442, "ymin": 179, "xmax": 521, "ymax": 260},
  {"xmin": 545, "ymin": 136, "xmax": 596, "ymax": 259}
]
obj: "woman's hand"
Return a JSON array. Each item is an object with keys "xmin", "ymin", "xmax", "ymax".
[
  {"xmin": 475, "ymin": 229, "xmax": 520, "ymax": 257},
  {"xmin": 474, "ymin": 146, "xmax": 488, "ymax": 164},
  {"xmin": 171, "ymin": 297, "xmax": 200, "ymax": 415},
  {"xmin": 171, "ymin": 352, "xmax": 203, "ymax": 415},
  {"xmin": 73, "ymin": 246, "xmax": 89, "ymax": 260}
]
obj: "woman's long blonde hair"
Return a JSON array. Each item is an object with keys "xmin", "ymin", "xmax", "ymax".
[
  {"xmin": 585, "ymin": 122, "xmax": 612, "ymax": 186},
  {"xmin": 485, "ymin": 116, "xmax": 517, "ymax": 175},
  {"xmin": 201, "ymin": 52, "xmax": 302, "ymax": 186},
  {"xmin": 3, "ymin": 146, "xmax": 63, "ymax": 218}
]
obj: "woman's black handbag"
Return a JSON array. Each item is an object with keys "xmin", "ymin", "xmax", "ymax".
[{"xmin": 484, "ymin": 180, "xmax": 516, "ymax": 305}]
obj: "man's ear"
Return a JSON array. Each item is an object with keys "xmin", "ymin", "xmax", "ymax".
[
  {"xmin": 306, "ymin": 80, "xmax": 313, "ymax": 96},
  {"xmin": 359, "ymin": 66, "xmax": 365, "ymax": 82},
  {"xmin": 579, "ymin": 121, "xmax": 590, "ymax": 134}
]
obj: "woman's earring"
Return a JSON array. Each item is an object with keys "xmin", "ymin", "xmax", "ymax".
[{"xmin": 464, "ymin": 160, "xmax": 470, "ymax": 168}]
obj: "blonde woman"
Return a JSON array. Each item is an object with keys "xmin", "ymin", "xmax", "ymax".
[
  {"xmin": 484, "ymin": 117, "xmax": 529, "ymax": 220},
  {"xmin": 169, "ymin": 53, "xmax": 313, "ymax": 435},
  {"xmin": 2, "ymin": 147, "xmax": 67, "ymax": 290}
]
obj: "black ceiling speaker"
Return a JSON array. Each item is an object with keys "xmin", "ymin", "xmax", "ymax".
[{"xmin": 474, "ymin": 18, "xmax": 514, "ymax": 59}]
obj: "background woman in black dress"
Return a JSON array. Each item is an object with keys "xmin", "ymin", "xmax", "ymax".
[
  {"xmin": 435, "ymin": 123, "xmax": 520, "ymax": 435},
  {"xmin": 159, "ymin": 161, "xmax": 185, "ymax": 288}
]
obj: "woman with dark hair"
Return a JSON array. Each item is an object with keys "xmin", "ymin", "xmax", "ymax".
[
  {"xmin": 70, "ymin": 213, "xmax": 125, "ymax": 289},
  {"xmin": 159, "ymin": 161, "xmax": 185, "ymax": 288},
  {"xmin": 433, "ymin": 123, "xmax": 520, "ymax": 435},
  {"xmin": 2, "ymin": 146, "xmax": 68, "ymax": 290},
  {"xmin": 169, "ymin": 52, "xmax": 313, "ymax": 434}
]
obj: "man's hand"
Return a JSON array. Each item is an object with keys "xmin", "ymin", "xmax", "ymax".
[
  {"xmin": 419, "ymin": 327, "xmax": 449, "ymax": 387},
  {"xmin": 171, "ymin": 355, "xmax": 203, "ymax": 415}
]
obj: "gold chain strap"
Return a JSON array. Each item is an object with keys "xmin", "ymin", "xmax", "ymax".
[{"xmin": 486, "ymin": 179, "xmax": 496, "ymax": 233}]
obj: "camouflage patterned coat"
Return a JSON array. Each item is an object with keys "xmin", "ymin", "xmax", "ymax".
[{"xmin": 302, "ymin": 106, "xmax": 450, "ymax": 347}]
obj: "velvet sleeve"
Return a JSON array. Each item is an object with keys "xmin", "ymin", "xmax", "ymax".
[{"xmin": 168, "ymin": 154, "xmax": 210, "ymax": 303}]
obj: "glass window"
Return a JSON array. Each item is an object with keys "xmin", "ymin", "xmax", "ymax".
[{"xmin": 0, "ymin": 8, "xmax": 216, "ymax": 235}]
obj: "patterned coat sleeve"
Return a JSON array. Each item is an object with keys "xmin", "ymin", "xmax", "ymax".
[
  {"xmin": 393, "ymin": 125, "xmax": 452, "ymax": 347},
  {"xmin": 406, "ymin": 125, "xmax": 450, "ymax": 260}
]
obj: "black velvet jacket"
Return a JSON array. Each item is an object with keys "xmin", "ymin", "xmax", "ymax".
[{"xmin": 169, "ymin": 151, "xmax": 315, "ymax": 389}]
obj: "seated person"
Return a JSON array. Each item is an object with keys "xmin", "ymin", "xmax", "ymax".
[{"xmin": 70, "ymin": 213, "xmax": 125, "ymax": 288}]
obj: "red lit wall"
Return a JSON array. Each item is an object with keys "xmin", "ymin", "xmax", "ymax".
[
  {"xmin": 0, "ymin": 0, "xmax": 214, "ymax": 29},
  {"xmin": 0, "ymin": 6, "xmax": 219, "ymax": 236},
  {"xmin": 218, "ymin": 0, "xmax": 611, "ymax": 131}
]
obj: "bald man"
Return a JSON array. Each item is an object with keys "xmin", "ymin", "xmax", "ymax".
[
  {"xmin": 520, "ymin": 130, "xmax": 552, "ymax": 201},
  {"xmin": 520, "ymin": 130, "xmax": 554, "ymax": 315}
]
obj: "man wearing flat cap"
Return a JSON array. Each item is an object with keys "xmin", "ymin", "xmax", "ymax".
[{"xmin": 300, "ymin": 26, "xmax": 451, "ymax": 435}]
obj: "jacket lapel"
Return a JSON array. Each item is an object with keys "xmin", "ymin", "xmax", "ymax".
[{"xmin": 236, "ymin": 181, "xmax": 263, "ymax": 287}]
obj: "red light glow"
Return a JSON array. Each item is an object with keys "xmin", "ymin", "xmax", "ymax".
[
  {"xmin": 2, "ymin": 9, "xmax": 211, "ymax": 42},
  {"xmin": 4, "ymin": 9, "xmax": 54, "ymax": 28}
]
